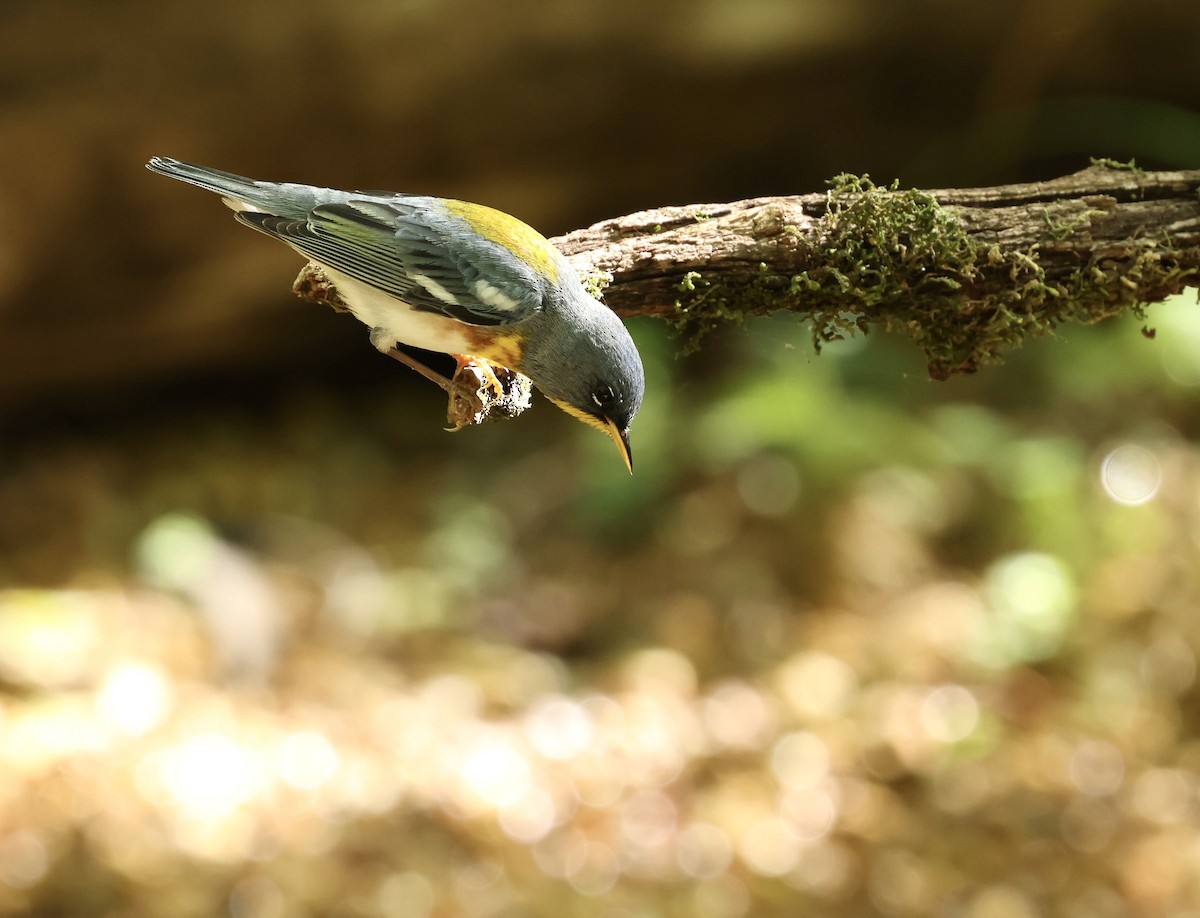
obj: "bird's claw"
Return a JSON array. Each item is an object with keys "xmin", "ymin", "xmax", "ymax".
[
  {"xmin": 453, "ymin": 355, "xmax": 506, "ymax": 400},
  {"xmin": 444, "ymin": 360, "xmax": 532, "ymax": 430}
]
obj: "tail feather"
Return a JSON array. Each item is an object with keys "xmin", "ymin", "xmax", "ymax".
[
  {"xmin": 145, "ymin": 156, "xmax": 326, "ymax": 218},
  {"xmin": 146, "ymin": 156, "xmax": 264, "ymax": 203}
]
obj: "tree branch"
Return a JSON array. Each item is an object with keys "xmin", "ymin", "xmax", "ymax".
[{"xmin": 554, "ymin": 162, "xmax": 1200, "ymax": 379}]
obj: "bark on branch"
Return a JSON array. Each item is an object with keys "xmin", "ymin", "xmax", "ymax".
[{"xmin": 554, "ymin": 163, "xmax": 1200, "ymax": 379}]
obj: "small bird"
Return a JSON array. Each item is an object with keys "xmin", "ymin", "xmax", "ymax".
[{"xmin": 146, "ymin": 157, "xmax": 644, "ymax": 472}]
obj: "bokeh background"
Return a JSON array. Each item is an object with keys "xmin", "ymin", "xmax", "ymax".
[{"xmin": 3, "ymin": 1, "xmax": 1200, "ymax": 915}]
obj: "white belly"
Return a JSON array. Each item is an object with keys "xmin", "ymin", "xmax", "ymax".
[{"xmin": 318, "ymin": 265, "xmax": 474, "ymax": 355}]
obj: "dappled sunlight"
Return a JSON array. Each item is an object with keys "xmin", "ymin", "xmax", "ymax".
[
  {"xmin": 6, "ymin": 298, "xmax": 1200, "ymax": 913},
  {"xmin": 4, "ymin": 484, "xmax": 1200, "ymax": 914},
  {"xmin": 1100, "ymin": 444, "xmax": 1163, "ymax": 506}
]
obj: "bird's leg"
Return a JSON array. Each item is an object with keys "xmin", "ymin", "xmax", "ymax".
[
  {"xmin": 384, "ymin": 346, "xmax": 459, "ymax": 394},
  {"xmin": 383, "ymin": 347, "xmax": 488, "ymax": 431},
  {"xmin": 371, "ymin": 326, "xmax": 467, "ymax": 395}
]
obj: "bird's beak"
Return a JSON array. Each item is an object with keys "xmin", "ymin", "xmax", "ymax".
[
  {"xmin": 605, "ymin": 417, "xmax": 634, "ymax": 475},
  {"xmin": 546, "ymin": 396, "xmax": 634, "ymax": 474}
]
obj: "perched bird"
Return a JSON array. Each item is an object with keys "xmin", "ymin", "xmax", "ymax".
[{"xmin": 146, "ymin": 157, "xmax": 644, "ymax": 472}]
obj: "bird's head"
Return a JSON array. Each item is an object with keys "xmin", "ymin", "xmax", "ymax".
[{"xmin": 524, "ymin": 298, "xmax": 644, "ymax": 473}]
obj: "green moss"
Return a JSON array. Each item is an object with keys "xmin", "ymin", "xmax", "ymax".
[
  {"xmin": 795, "ymin": 174, "xmax": 1000, "ymax": 376},
  {"xmin": 1041, "ymin": 207, "xmax": 1102, "ymax": 243},
  {"xmin": 670, "ymin": 270, "xmax": 750, "ymax": 353},
  {"xmin": 1090, "ymin": 156, "xmax": 1145, "ymax": 176},
  {"xmin": 670, "ymin": 172, "xmax": 1196, "ymax": 379},
  {"xmin": 582, "ymin": 267, "xmax": 614, "ymax": 302}
]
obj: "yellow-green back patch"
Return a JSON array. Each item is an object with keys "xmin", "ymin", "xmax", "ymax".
[{"xmin": 444, "ymin": 200, "xmax": 561, "ymax": 284}]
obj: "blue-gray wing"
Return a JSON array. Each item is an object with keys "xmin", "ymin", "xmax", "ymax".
[{"xmin": 235, "ymin": 199, "xmax": 543, "ymax": 327}]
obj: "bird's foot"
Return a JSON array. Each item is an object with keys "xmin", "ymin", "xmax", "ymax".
[
  {"xmin": 383, "ymin": 347, "xmax": 533, "ymax": 430},
  {"xmin": 442, "ymin": 356, "xmax": 532, "ymax": 430},
  {"xmin": 452, "ymin": 355, "xmax": 506, "ymax": 399}
]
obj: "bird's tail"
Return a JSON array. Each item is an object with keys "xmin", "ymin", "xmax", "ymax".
[
  {"xmin": 146, "ymin": 156, "xmax": 265, "ymax": 201},
  {"xmin": 146, "ymin": 156, "xmax": 322, "ymax": 218}
]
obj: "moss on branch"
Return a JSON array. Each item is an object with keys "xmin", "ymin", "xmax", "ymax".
[{"xmin": 559, "ymin": 163, "xmax": 1200, "ymax": 379}]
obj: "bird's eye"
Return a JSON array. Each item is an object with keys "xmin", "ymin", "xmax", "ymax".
[{"xmin": 592, "ymin": 385, "xmax": 616, "ymax": 409}]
